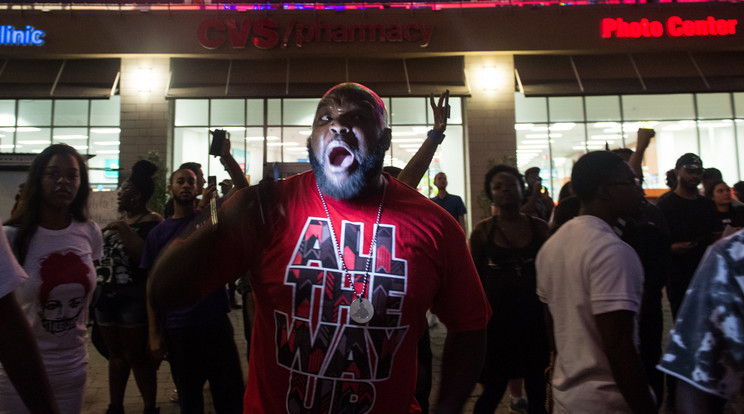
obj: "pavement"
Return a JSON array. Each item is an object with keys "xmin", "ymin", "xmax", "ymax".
[{"xmin": 81, "ymin": 307, "xmax": 513, "ymax": 414}]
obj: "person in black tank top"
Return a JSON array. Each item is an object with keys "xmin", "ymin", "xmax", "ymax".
[{"xmin": 470, "ymin": 165, "xmax": 550, "ymax": 414}]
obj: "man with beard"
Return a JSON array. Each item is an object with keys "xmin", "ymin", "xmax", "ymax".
[
  {"xmin": 657, "ymin": 153, "xmax": 723, "ymax": 319},
  {"xmin": 142, "ymin": 168, "xmax": 244, "ymax": 414},
  {"xmin": 148, "ymin": 83, "xmax": 490, "ymax": 413}
]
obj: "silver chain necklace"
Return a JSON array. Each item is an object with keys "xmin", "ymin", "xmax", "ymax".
[{"xmin": 316, "ymin": 179, "xmax": 386, "ymax": 324}]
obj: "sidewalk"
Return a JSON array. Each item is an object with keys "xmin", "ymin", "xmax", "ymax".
[{"xmin": 82, "ymin": 309, "xmax": 511, "ymax": 414}]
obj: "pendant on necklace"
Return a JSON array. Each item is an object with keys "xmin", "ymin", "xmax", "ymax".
[{"xmin": 350, "ymin": 297, "xmax": 374, "ymax": 324}]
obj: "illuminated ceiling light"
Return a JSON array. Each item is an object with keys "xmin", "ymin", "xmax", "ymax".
[
  {"xmin": 93, "ymin": 141, "xmax": 120, "ymax": 145},
  {"xmin": 398, "ymin": 144, "xmax": 422, "ymax": 148},
  {"xmin": 0, "ymin": 144, "xmax": 14, "ymax": 149},
  {"xmin": 391, "ymin": 131, "xmax": 419, "ymax": 137},
  {"xmin": 515, "ymin": 124, "xmax": 535, "ymax": 131},
  {"xmin": 53, "ymin": 135, "xmax": 88, "ymax": 140},
  {"xmin": 518, "ymin": 145, "xmax": 548, "ymax": 149},
  {"xmin": 482, "ymin": 66, "xmax": 499, "ymax": 91},
  {"xmin": 267, "ymin": 142, "xmax": 301, "ymax": 147},
  {"xmin": 18, "ymin": 140, "xmax": 50, "ymax": 144},
  {"xmin": 550, "ymin": 123, "xmax": 576, "ymax": 131},
  {"xmin": 91, "ymin": 128, "xmax": 121, "ymax": 134},
  {"xmin": 592, "ymin": 122, "xmax": 621, "ymax": 129},
  {"xmin": 135, "ymin": 68, "xmax": 153, "ymax": 93},
  {"xmin": 391, "ymin": 138, "xmax": 425, "ymax": 143},
  {"xmin": 589, "ymin": 134, "xmax": 622, "ymax": 140},
  {"xmin": 96, "ymin": 149, "xmax": 120, "ymax": 154}
]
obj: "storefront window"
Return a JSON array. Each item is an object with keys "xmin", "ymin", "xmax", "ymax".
[
  {"xmin": 174, "ymin": 99, "xmax": 208, "ymax": 126},
  {"xmin": 548, "ymin": 97, "xmax": 583, "ymax": 122},
  {"xmin": 697, "ymin": 93, "xmax": 732, "ymax": 119},
  {"xmin": 0, "ymin": 97, "xmax": 120, "ymax": 190},
  {"xmin": 17, "ymin": 100, "xmax": 52, "ymax": 126},
  {"xmin": 173, "ymin": 96, "xmax": 466, "ymax": 200},
  {"xmin": 699, "ymin": 119, "xmax": 737, "ymax": 184},
  {"xmin": 622, "ymin": 94, "xmax": 695, "ymax": 121},
  {"xmin": 585, "ymin": 96, "xmax": 621, "ymax": 121},
  {"xmin": 210, "ymin": 99, "xmax": 245, "ymax": 126},
  {"xmin": 54, "ymin": 100, "xmax": 89, "ymax": 126},
  {"xmin": 516, "ymin": 92, "xmax": 744, "ymax": 201}
]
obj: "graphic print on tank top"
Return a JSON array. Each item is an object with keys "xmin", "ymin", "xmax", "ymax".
[{"xmin": 278, "ymin": 217, "xmax": 409, "ymax": 413}]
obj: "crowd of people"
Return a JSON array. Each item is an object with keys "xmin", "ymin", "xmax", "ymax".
[{"xmin": 1, "ymin": 81, "xmax": 744, "ymax": 414}]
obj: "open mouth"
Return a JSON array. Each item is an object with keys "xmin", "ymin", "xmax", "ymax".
[{"xmin": 327, "ymin": 143, "xmax": 355, "ymax": 169}]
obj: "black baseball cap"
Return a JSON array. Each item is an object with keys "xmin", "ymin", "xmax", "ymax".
[{"xmin": 675, "ymin": 153, "xmax": 703, "ymax": 170}]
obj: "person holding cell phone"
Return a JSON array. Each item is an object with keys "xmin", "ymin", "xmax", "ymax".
[{"xmin": 521, "ymin": 167, "xmax": 553, "ymax": 222}]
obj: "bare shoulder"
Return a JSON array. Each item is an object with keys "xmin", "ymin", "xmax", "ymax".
[
  {"xmin": 470, "ymin": 217, "xmax": 493, "ymax": 240},
  {"xmin": 144, "ymin": 211, "xmax": 163, "ymax": 224}
]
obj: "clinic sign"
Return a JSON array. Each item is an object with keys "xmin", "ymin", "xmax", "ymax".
[
  {"xmin": 0, "ymin": 25, "xmax": 45, "ymax": 46},
  {"xmin": 197, "ymin": 18, "xmax": 434, "ymax": 49},
  {"xmin": 602, "ymin": 16, "xmax": 738, "ymax": 38}
]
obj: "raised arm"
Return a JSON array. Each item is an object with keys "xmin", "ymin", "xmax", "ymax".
[
  {"xmin": 397, "ymin": 90, "xmax": 450, "ymax": 187},
  {"xmin": 435, "ymin": 328, "xmax": 486, "ymax": 414},
  {"xmin": 629, "ymin": 128, "xmax": 654, "ymax": 181},
  {"xmin": 220, "ymin": 136, "xmax": 249, "ymax": 193}
]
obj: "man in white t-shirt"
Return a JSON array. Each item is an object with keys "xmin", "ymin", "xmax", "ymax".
[
  {"xmin": 536, "ymin": 151, "xmax": 656, "ymax": 413},
  {"xmin": 0, "ymin": 225, "xmax": 59, "ymax": 414}
]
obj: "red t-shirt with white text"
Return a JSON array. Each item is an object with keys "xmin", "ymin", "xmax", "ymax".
[{"xmin": 212, "ymin": 171, "xmax": 489, "ymax": 413}]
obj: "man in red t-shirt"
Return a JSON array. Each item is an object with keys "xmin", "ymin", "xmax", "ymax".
[{"xmin": 149, "ymin": 83, "xmax": 490, "ymax": 413}]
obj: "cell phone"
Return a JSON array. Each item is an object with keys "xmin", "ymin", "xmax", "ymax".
[
  {"xmin": 209, "ymin": 129, "xmax": 227, "ymax": 156},
  {"xmin": 208, "ymin": 175, "xmax": 217, "ymax": 187}
]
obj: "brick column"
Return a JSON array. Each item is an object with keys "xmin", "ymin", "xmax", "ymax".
[
  {"xmin": 464, "ymin": 54, "xmax": 517, "ymax": 226},
  {"xmin": 118, "ymin": 57, "xmax": 171, "ymax": 179}
]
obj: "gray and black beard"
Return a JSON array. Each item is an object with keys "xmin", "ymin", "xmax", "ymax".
[{"xmin": 307, "ymin": 138, "xmax": 386, "ymax": 200}]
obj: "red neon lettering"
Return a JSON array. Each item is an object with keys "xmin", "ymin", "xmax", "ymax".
[
  {"xmin": 650, "ymin": 21, "xmax": 664, "ymax": 37},
  {"xmin": 197, "ymin": 18, "xmax": 225, "ymax": 49},
  {"xmin": 252, "ymin": 18, "xmax": 278, "ymax": 49},
  {"xmin": 404, "ymin": 24, "xmax": 419, "ymax": 42},
  {"xmin": 601, "ymin": 18, "xmax": 617, "ymax": 38},
  {"xmin": 602, "ymin": 17, "xmax": 663, "ymax": 38},
  {"xmin": 295, "ymin": 23, "xmax": 313, "ymax": 48},
  {"xmin": 666, "ymin": 16, "xmax": 738, "ymax": 37},
  {"xmin": 667, "ymin": 16, "xmax": 683, "ymax": 36},
  {"xmin": 605, "ymin": 15, "xmax": 737, "ymax": 38},
  {"xmin": 629, "ymin": 21, "xmax": 642, "ymax": 37},
  {"xmin": 225, "ymin": 19, "xmax": 252, "ymax": 49}
]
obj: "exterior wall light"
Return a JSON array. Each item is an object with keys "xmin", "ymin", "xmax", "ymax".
[{"xmin": 482, "ymin": 66, "xmax": 499, "ymax": 91}]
